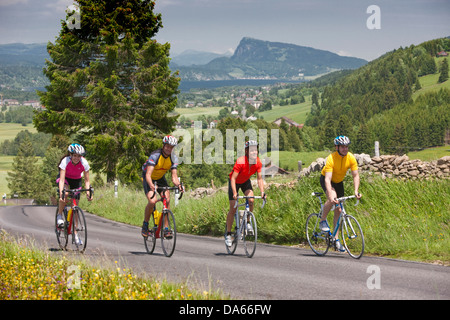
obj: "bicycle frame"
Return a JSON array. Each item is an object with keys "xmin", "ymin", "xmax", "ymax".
[
  {"xmin": 144, "ymin": 183, "xmax": 183, "ymax": 257},
  {"xmin": 311, "ymin": 192, "xmax": 359, "ymax": 239},
  {"xmin": 150, "ymin": 183, "xmax": 184, "ymax": 238},
  {"xmin": 152, "ymin": 194, "xmax": 170, "ymax": 239},
  {"xmin": 307, "ymin": 191, "xmax": 365, "ymax": 259},
  {"xmin": 233, "ymin": 196, "xmax": 265, "ymax": 236},
  {"xmin": 63, "ymin": 187, "xmax": 92, "ymax": 234},
  {"xmin": 56, "ymin": 187, "xmax": 92, "ymax": 252}
]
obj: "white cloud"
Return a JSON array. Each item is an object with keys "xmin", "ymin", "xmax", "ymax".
[{"xmin": 336, "ymin": 50, "xmax": 353, "ymax": 57}]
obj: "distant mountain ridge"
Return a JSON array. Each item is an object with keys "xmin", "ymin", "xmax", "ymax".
[
  {"xmin": 0, "ymin": 43, "xmax": 49, "ymax": 66},
  {"xmin": 176, "ymin": 37, "xmax": 367, "ymax": 81},
  {"xmin": 171, "ymin": 49, "xmax": 232, "ymax": 66},
  {"xmin": 0, "ymin": 38, "xmax": 367, "ymax": 87}
]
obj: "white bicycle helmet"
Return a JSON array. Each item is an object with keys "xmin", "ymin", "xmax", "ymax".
[
  {"xmin": 162, "ymin": 135, "xmax": 178, "ymax": 146},
  {"xmin": 245, "ymin": 140, "xmax": 258, "ymax": 148},
  {"xmin": 68, "ymin": 143, "xmax": 85, "ymax": 155},
  {"xmin": 334, "ymin": 135, "xmax": 351, "ymax": 146}
]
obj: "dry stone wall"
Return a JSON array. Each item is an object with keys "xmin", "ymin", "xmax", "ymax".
[
  {"xmin": 300, "ymin": 154, "xmax": 450, "ymax": 180},
  {"xmin": 189, "ymin": 154, "xmax": 450, "ymax": 198}
]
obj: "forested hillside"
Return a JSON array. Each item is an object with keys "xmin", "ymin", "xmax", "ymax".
[
  {"xmin": 305, "ymin": 37, "xmax": 450, "ymax": 153},
  {"xmin": 0, "ymin": 43, "xmax": 49, "ymax": 92}
]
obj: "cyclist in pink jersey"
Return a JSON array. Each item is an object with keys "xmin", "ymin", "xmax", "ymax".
[{"xmin": 56, "ymin": 143, "xmax": 92, "ymax": 228}]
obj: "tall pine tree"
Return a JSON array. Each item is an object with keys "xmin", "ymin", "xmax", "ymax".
[
  {"xmin": 438, "ymin": 58, "xmax": 449, "ymax": 83},
  {"xmin": 34, "ymin": 0, "xmax": 180, "ymax": 182},
  {"xmin": 7, "ymin": 136, "xmax": 38, "ymax": 198}
]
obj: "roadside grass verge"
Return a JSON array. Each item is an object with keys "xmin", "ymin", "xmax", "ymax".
[
  {"xmin": 0, "ymin": 231, "xmax": 228, "ymax": 300},
  {"xmin": 84, "ymin": 173, "xmax": 450, "ymax": 265}
]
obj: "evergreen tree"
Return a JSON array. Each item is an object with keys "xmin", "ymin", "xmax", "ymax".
[
  {"xmin": 390, "ymin": 123, "xmax": 408, "ymax": 155},
  {"xmin": 354, "ymin": 123, "xmax": 372, "ymax": 155},
  {"xmin": 287, "ymin": 126, "xmax": 303, "ymax": 152},
  {"xmin": 438, "ymin": 58, "xmax": 449, "ymax": 83},
  {"xmin": 336, "ymin": 114, "xmax": 352, "ymax": 139},
  {"xmin": 33, "ymin": 0, "xmax": 179, "ymax": 183},
  {"xmin": 6, "ymin": 136, "xmax": 39, "ymax": 198},
  {"xmin": 311, "ymin": 88, "xmax": 320, "ymax": 108}
]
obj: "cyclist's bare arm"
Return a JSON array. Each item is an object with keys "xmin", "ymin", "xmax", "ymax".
[
  {"xmin": 84, "ymin": 170, "xmax": 93, "ymax": 200},
  {"xmin": 58, "ymin": 169, "xmax": 69, "ymax": 202},
  {"xmin": 324, "ymin": 171, "xmax": 338, "ymax": 204},
  {"xmin": 145, "ymin": 165, "xmax": 156, "ymax": 194},
  {"xmin": 256, "ymin": 171, "xmax": 265, "ymax": 198},
  {"xmin": 351, "ymin": 170, "xmax": 361, "ymax": 199},
  {"xmin": 230, "ymin": 171, "xmax": 239, "ymax": 200},
  {"xmin": 171, "ymin": 168, "xmax": 183, "ymax": 192}
]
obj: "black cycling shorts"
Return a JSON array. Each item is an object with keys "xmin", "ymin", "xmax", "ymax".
[
  {"xmin": 143, "ymin": 173, "xmax": 169, "ymax": 196},
  {"xmin": 228, "ymin": 179, "xmax": 253, "ymax": 201},
  {"xmin": 56, "ymin": 174, "xmax": 82, "ymax": 199},
  {"xmin": 320, "ymin": 174, "xmax": 344, "ymax": 198}
]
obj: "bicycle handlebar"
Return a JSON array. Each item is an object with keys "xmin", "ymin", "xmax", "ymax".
[
  {"xmin": 311, "ymin": 192, "xmax": 360, "ymax": 206},
  {"xmin": 234, "ymin": 195, "xmax": 266, "ymax": 209},
  {"xmin": 335, "ymin": 194, "xmax": 360, "ymax": 206},
  {"xmin": 150, "ymin": 182, "xmax": 184, "ymax": 200},
  {"xmin": 62, "ymin": 187, "xmax": 94, "ymax": 200}
]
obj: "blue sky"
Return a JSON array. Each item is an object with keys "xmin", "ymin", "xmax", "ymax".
[{"xmin": 0, "ymin": 0, "xmax": 448, "ymax": 61}]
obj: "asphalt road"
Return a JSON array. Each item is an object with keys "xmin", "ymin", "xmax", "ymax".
[{"xmin": 1, "ymin": 205, "xmax": 449, "ymax": 300}]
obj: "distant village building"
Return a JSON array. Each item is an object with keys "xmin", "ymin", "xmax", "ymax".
[
  {"xmin": 209, "ymin": 120, "xmax": 218, "ymax": 128},
  {"xmin": 262, "ymin": 165, "xmax": 290, "ymax": 178},
  {"xmin": 273, "ymin": 116, "xmax": 304, "ymax": 129},
  {"xmin": 3, "ymin": 99, "xmax": 19, "ymax": 105},
  {"xmin": 23, "ymin": 100, "xmax": 41, "ymax": 108},
  {"xmin": 245, "ymin": 97, "xmax": 262, "ymax": 109},
  {"xmin": 437, "ymin": 51, "xmax": 448, "ymax": 57}
]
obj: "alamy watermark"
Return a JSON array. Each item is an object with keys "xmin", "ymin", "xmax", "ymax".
[
  {"xmin": 366, "ymin": 265, "xmax": 381, "ymax": 289},
  {"xmin": 66, "ymin": 4, "xmax": 81, "ymax": 30},
  {"xmin": 172, "ymin": 121, "xmax": 280, "ymax": 166},
  {"xmin": 67, "ymin": 265, "xmax": 81, "ymax": 290},
  {"xmin": 366, "ymin": 5, "xmax": 381, "ymax": 30}
]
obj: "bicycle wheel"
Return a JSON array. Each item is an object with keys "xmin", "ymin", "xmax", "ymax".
[
  {"xmin": 160, "ymin": 209, "xmax": 177, "ymax": 257},
  {"xmin": 55, "ymin": 207, "xmax": 68, "ymax": 250},
  {"xmin": 305, "ymin": 213, "xmax": 330, "ymax": 256},
  {"xmin": 341, "ymin": 214, "xmax": 364, "ymax": 259},
  {"xmin": 225, "ymin": 219, "xmax": 238, "ymax": 255},
  {"xmin": 242, "ymin": 211, "xmax": 257, "ymax": 258},
  {"xmin": 144, "ymin": 213, "xmax": 157, "ymax": 254},
  {"xmin": 70, "ymin": 207, "xmax": 87, "ymax": 253}
]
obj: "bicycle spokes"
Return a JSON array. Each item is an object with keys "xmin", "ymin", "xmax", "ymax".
[
  {"xmin": 55, "ymin": 207, "xmax": 68, "ymax": 250},
  {"xmin": 242, "ymin": 212, "xmax": 257, "ymax": 258},
  {"xmin": 160, "ymin": 210, "xmax": 177, "ymax": 257},
  {"xmin": 69, "ymin": 208, "xmax": 87, "ymax": 253},
  {"xmin": 306, "ymin": 213, "xmax": 330, "ymax": 256},
  {"xmin": 341, "ymin": 215, "xmax": 364, "ymax": 259}
]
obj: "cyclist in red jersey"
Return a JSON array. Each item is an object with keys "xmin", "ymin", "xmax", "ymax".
[{"xmin": 225, "ymin": 140, "xmax": 266, "ymax": 247}]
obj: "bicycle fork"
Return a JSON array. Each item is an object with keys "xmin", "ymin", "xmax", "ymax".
[{"xmin": 342, "ymin": 213, "xmax": 359, "ymax": 240}]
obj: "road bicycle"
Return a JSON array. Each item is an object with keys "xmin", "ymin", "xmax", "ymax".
[
  {"xmin": 225, "ymin": 195, "xmax": 265, "ymax": 258},
  {"xmin": 143, "ymin": 184, "xmax": 184, "ymax": 257},
  {"xmin": 55, "ymin": 187, "xmax": 93, "ymax": 253},
  {"xmin": 306, "ymin": 192, "xmax": 364, "ymax": 259}
]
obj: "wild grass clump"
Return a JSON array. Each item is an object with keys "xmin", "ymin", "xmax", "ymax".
[{"xmin": 0, "ymin": 231, "xmax": 228, "ymax": 300}]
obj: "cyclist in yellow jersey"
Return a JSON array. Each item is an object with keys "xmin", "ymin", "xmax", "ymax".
[
  {"xmin": 141, "ymin": 135, "xmax": 182, "ymax": 237},
  {"xmin": 319, "ymin": 135, "xmax": 361, "ymax": 252}
]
